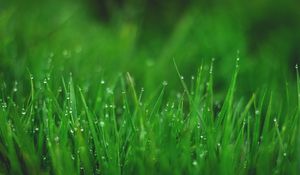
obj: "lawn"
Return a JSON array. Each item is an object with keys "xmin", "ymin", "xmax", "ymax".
[{"xmin": 0, "ymin": 0, "xmax": 300, "ymax": 174}]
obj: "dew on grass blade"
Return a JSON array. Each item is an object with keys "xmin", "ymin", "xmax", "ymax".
[
  {"xmin": 21, "ymin": 108, "xmax": 26, "ymax": 115},
  {"xmin": 13, "ymin": 81, "xmax": 18, "ymax": 92},
  {"xmin": 1, "ymin": 102, "xmax": 7, "ymax": 109},
  {"xmin": 106, "ymin": 88, "xmax": 113, "ymax": 95},
  {"xmin": 54, "ymin": 136, "xmax": 59, "ymax": 143},
  {"xmin": 62, "ymin": 49, "xmax": 71, "ymax": 58},
  {"xmin": 100, "ymin": 121, "xmax": 105, "ymax": 127},
  {"xmin": 283, "ymin": 152, "xmax": 287, "ymax": 157},
  {"xmin": 162, "ymin": 81, "xmax": 168, "ymax": 86}
]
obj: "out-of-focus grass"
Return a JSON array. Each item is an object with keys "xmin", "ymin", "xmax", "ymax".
[{"xmin": 1, "ymin": 0, "xmax": 299, "ymax": 93}]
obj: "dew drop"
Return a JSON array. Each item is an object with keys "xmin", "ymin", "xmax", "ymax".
[
  {"xmin": 21, "ymin": 108, "xmax": 26, "ymax": 115},
  {"xmin": 162, "ymin": 81, "xmax": 168, "ymax": 86},
  {"xmin": 106, "ymin": 88, "xmax": 113, "ymax": 95},
  {"xmin": 2, "ymin": 102, "xmax": 7, "ymax": 109},
  {"xmin": 255, "ymin": 110, "xmax": 260, "ymax": 115},
  {"xmin": 100, "ymin": 121, "xmax": 105, "ymax": 127},
  {"xmin": 54, "ymin": 136, "xmax": 59, "ymax": 143}
]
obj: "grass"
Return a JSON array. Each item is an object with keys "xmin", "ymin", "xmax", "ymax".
[
  {"xmin": 1, "ymin": 2, "xmax": 300, "ymax": 174},
  {"xmin": 0, "ymin": 59, "xmax": 299, "ymax": 175}
]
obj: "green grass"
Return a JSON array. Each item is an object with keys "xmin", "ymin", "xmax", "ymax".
[
  {"xmin": 0, "ymin": 59, "xmax": 299, "ymax": 175},
  {"xmin": 1, "ymin": 1, "xmax": 300, "ymax": 174}
]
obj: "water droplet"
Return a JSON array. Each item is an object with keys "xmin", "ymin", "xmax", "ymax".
[
  {"xmin": 100, "ymin": 80, "xmax": 105, "ymax": 85},
  {"xmin": 296, "ymin": 64, "xmax": 298, "ymax": 69},
  {"xmin": 63, "ymin": 50, "xmax": 71, "ymax": 57},
  {"xmin": 162, "ymin": 81, "xmax": 168, "ymax": 86},
  {"xmin": 49, "ymin": 52, "xmax": 54, "ymax": 58},
  {"xmin": 35, "ymin": 127, "xmax": 39, "ymax": 131},
  {"xmin": 80, "ymin": 128, "xmax": 84, "ymax": 132},
  {"xmin": 255, "ymin": 110, "xmax": 260, "ymax": 115},
  {"xmin": 13, "ymin": 81, "xmax": 18, "ymax": 92},
  {"xmin": 192, "ymin": 160, "xmax": 198, "ymax": 166},
  {"xmin": 54, "ymin": 136, "xmax": 59, "ymax": 143},
  {"xmin": 180, "ymin": 76, "xmax": 184, "ymax": 80},
  {"xmin": 273, "ymin": 118, "xmax": 277, "ymax": 123},
  {"xmin": 106, "ymin": 88, "xmax": 113, "ymax": 95},
  {"xmin": 1, "ymin": 102, "xmax": 7, "ymax": 109},
  {"xmin": 100, "ymin": 121, "xmax": 105, "ymax": 127},
  {"xmin": 283, "ymin": 152, "xmax": 287, "ymax": 157},
  {"xmin": 21, "ymin": 108, "xmax": 26, "ymax": 115}
]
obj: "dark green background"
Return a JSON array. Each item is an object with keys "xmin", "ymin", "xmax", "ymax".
[{"xmin": 1, "ymin": 0, "xmax": 299, "ymax": 97}]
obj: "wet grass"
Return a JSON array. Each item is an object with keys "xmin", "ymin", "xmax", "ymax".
[{"xmin": 0, "ymin": 59, "xmax": 299, "ymax": 174}]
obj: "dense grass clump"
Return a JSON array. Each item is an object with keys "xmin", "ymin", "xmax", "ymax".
[{"xmin": 0, "ymin": 60, "xmax": 299, "ymax": 175}]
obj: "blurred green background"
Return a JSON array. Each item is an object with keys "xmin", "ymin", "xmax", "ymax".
[{"xmin": 0, "ymin": 0, "xmax": 299, "ymax": 97}]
